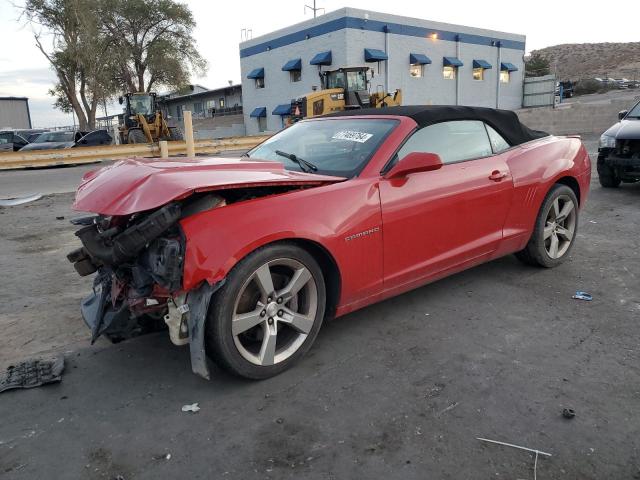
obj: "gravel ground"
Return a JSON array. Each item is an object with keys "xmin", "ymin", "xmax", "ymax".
[{"xmin": 1, "ymin": 138, "xmax": 639, "ymax": 479}]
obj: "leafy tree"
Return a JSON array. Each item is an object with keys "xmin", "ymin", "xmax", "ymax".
[
  {"xmin": 98, "ymin": 0, "xmax": 207, "ymax": 93},
  {"xmin": 21, "ymin": 0, "xmax": 205, "ymax": 128},
  {"xmin": 23, "ymin": 0, "xmax": 118, "ymax": 129},
  {"xmin": 525, "ymin": 53, "xmax": 551, "ymax": 77}
]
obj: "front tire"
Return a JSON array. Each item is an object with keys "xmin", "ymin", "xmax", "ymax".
[
  {"xmin": 206, "ymin": 243, "xmax": 326, "ymax": 379},
  {"xmin": 597, "ymin": 155, "xmax": 621, "ymax": 188},
  {"xmin": 127, "ymin": 129, "xmax": 147, "ymax": 144},
  {"xmin": 515, "ymin": 184, "xmax": 579, "ymax": 268},
  {"xmin": 168, "ymin": 127, "xmax": 183, "ymax": 141}
]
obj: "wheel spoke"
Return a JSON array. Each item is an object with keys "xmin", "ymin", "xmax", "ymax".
[
  {"xmin": 280, "ymin": 307, "xmax": 314, "ymax": 334},
  {"xmin": 556, "ymin": 225, "xmax": 573, "ymax": 241},
  {"xmin": 550, "ymin": 198, "xmax": 560, "ymax": 220},
  {"xmin": 543, "ymin": 224, "xmax": 554, "ymax": 240},
  {"xmin": 232, "ymin": 309, "xmax": 264, "ymax": 335},
  {"xmin": 548, "ymin": 233, "xmax": 559, "ymax": 258},
  {"xmin": 258, "ymin": 323, "xmax": 278, "ymax": 365},
  {"xmin": 254, "ymin": 263, "xmax": 275, "ymax": 298},
  {"xmin": 556, "ymin": 200, "xmax": 574, "ymax": 222},
  {"xmin": 277, "ymin": 267, "xmax": 311, "ymax": 301}
]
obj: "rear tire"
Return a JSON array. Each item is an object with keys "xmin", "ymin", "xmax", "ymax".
[
  {"xmin": 206, "ymin": 243, "xmax": 326, "ymax": 379},
  {"xmin": 597, "ymin": 155, "xmax": 621, "ymax": 188},
  {"xmin": 515, "ymin": 184, "xmax": 579, "ymax": 268},
  {"xmin": 127, "ymin": 129, "xmax": 147, "ymax": 144}
]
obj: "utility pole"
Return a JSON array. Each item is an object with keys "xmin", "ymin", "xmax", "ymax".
[{"xmin": 304, "ymin": 0, "xmax": 324, "ymax": 18}]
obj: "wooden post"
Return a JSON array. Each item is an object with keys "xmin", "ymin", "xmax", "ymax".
[
  {"xmin": 159, "ymin": 140, "xmax": 169, "ymax": 159},
  {"xmin": 183, "ymin": 111, "xmax": 195, "ymax": 157}
]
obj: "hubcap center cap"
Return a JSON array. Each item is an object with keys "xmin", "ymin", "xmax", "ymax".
[{"xmin": 265, "ymin": 302, "xmax": 279, "ymax": 318}]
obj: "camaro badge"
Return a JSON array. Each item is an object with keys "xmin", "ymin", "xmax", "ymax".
[{"xmin": 345, "ymin": 227, "xmax": 380, "ymax": 242}]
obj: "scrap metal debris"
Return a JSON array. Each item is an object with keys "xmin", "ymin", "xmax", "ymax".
[
  {"xmin": 0, "ymin": 193, "xmax": 42, "ymax": 207},
  {"xmin": 0, "ymin": 356, "xmax": 64, "ymax": 393},
  {"xmin": 572, "ymin": 291, "xmax": 593, "ymax": 301},
  {"xmin": 562, "ymin": 407, "xmax": 576, "ymax": 419},
  {"xmin": 181, "ymin": 402, "xmax": 200, "ymax": 413},
  {"xmin": 477, "ymin": 437, "xmax": 552, "ymax": 480}
]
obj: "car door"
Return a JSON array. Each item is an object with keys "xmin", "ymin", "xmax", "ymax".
[
  {"xmin": 12, "ymin": 134, "xmax": 28, "ymax": 151},
  {"xmin": 379, "ymin": 120, "xmax": 514, "ymax": 290},
  {"xmin": 75, "ymin": 130, "xmax": 112, "ymax": 147}
]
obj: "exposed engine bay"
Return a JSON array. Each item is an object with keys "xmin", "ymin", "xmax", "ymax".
[{"xmin": 67, "ymin": 185, "xmax": 307, "ymax": 377}]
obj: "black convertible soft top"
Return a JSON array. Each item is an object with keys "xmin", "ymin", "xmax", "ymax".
[{"xmin": 324, "ymin": 105, "xmax": 549, "ymax": 146}]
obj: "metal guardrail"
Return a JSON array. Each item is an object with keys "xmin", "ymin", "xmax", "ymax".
[{"xmin": 0, "ymin": 135, "xmax": 270, "ymax": 171}]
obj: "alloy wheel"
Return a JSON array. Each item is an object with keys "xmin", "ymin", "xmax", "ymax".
[
  {"xmin": 543, "ymin": 194, "xmax": 576, "ymax": 259},
  {"xmin": 231, "ymin": 258, "xmax": 318, "ymax": 366}
]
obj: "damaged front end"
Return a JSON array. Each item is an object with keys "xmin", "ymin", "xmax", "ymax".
[
  {"xmin": 601, "ymin": 138, "xmax": 640, "ymax": 182},
  {"xmin": 67, "ymin": 195, "xmax": 225, "ymax": 379}
]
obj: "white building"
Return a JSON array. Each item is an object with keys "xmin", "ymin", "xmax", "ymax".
[{"xmin": 239, "ymin": 7, "xmax": 525, "ymax": 135}]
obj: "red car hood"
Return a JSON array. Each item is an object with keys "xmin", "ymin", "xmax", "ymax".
[{"xmin": 74, "ymin": 156, "xmax": 345, "ymax": 215}]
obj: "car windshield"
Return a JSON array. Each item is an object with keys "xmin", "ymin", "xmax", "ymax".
[
  {"xmin": 130, "ymin": 95, "xmax": 153, "ymax": 115},
  {"xmin": 627, "ymin": 102, "xmax": 640, "ymax": 118},
  {"xmin": 34, "ymin": 131, "xmax": 74, "ymax": 143},
  {"xmin": 247, "ymin": 118, "xmax": 399, "ymax": 177}
]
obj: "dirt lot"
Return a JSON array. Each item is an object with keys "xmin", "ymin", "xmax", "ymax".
[
  {"xmin": 1, "ymin": 138, "xmax": 640, "ymax": 479},
  {"xmin": 0, "ymin": 192, "xmax": 106, "ymax": 365}
]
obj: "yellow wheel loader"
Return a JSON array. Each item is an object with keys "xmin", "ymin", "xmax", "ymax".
[
  {"xmin": 118, "ymin": 92, "xmax": 183, "ymax": 144},
  {"xmin": 290, "ymin": 67, "xmax": 402, "ymax": 121}
]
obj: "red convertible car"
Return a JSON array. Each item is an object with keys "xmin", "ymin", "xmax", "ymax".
[{"xmin": 68, "ymin": 106, "xmax": 591, "ymax": 380}]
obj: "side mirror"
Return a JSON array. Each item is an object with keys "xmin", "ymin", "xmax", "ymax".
[
  {"xmin": 618, "ymin": 110, "xmax": 628, "ymax": 120},
  {"xmin": 118, "ymin": 96, "xmax": 124, "ymax": 105},
  {"xmin": 384, "ymin": 152, "xmax": 443, "ymax": 179}
]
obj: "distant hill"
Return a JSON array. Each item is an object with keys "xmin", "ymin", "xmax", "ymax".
[{"xmin": 531, "ymin": 42, "xmax": 640, "ymax": 81}]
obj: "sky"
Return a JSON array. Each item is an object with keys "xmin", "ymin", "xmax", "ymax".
[{"xmin": 0, "ymin": 0, "xmax": 638, "ymax": 127}]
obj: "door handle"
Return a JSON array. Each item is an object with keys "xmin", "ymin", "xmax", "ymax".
[{"xmin": 489, "ymin": 170, "xmax": 507, "ymax": 181}]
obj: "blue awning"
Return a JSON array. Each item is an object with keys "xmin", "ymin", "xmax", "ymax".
[
  {"xmin": 443, "ymin": 57, "xmax": 463, "ymax": 67},
  {"xmin": 309, "ymin": 51, "xmax": 332, "ymax": 66},
  {"xmin": 364, "ymin": 48, "xmax": 388, "ymax": 62},
  {"xmin": 410, "ymin": 53, "xmax": 431, "ymax": 65},
  {"xmin": 272, "ymin": 104, "xmax": 291, "ymax": 116},
  {"xmin": 247, "ymin": 68, "xmax": 265, "ymax": 79},
  {"xmin": 501, "ymin": 62, "xmax": 518, "ymax": 72},
  {"xmin": 473, "ymin": 59, "xmax": 492, "ymax": 69},
  {"xmin": 282, "ymin": 58, "xmax": 302, "ymax": 71},
  {"xmin": 250, "ymin": 107, "xmax": 266, "ymax": 118}
]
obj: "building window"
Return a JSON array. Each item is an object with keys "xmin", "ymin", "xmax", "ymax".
[
  {"xmin": 409, "ymin": 64, "xmax": 423, "ymax": 78},
  {"xmin": 473, "ymin": 68, "xmax": 484, "ymax": 81},
  {"xmin": 193, "ymin": 102, "xmax": 203, "ymax": 114},
  {"xmin": 290, "ymin": 70, "xmax": 302, "ymax": 82},
  {"xmin": 219, "ymin": 97, "xmax": 225, "ymax": 108},
  {"xmin": 255, "ymin": 78, "xmax": 264, "ymax": 89},
  {"xmin": 206, "ymin": 100, "xmax": 216, "ymax": 110},
  {"xmin": 257, "ymin": 116, "xmax": 267, "ymax": 132},
  {"xmin": 500, "ymin": 70, "xmax": 510, "ymax": 83},
  {"xmin": 443, "ymin": 66, "xmax": 456, "ymax": 80}
]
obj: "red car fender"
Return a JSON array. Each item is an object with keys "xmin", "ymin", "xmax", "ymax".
[
  {"xmin": 179, "ymin": 178, "xmax": 386, "ymax": 309},
  {"xmin": 499, "ymin": 137, "xmax": 590, "ymax": 255}
]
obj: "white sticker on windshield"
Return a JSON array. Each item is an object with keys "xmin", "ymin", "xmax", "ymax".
[{"xmin": 332, "ymin": 130, "xmax": 373, "ymax": 143}]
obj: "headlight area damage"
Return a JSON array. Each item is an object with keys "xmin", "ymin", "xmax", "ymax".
[
  {"xmin": 66, "ymin": 156, "xmax": 345, "ymax": 380},
  {"xmin": 67, "ymin": 195, "xmax": 227, "ymax": 379}
]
